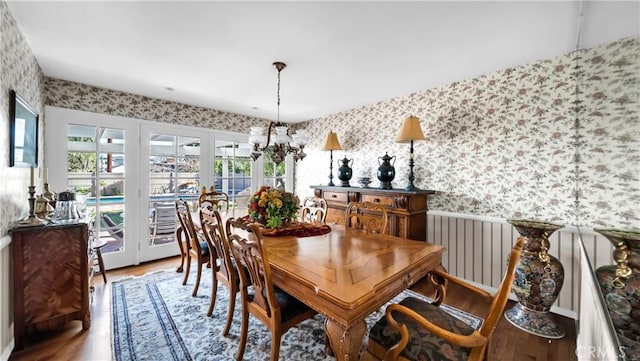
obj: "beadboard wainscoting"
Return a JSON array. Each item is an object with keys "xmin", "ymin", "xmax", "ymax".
[{"xmin": 427, "ymin": 211, "xmax": 615, "ymax": 318}]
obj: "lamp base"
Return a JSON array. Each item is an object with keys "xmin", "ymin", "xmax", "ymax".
[{"xmin": 404, "ymin": 184, "xmax": 420, "ymax": 191}]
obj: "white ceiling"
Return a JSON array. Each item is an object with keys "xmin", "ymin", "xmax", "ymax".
[{"xmin": 6, "ymin": 1, "xmax": 639, "ymax": 123}]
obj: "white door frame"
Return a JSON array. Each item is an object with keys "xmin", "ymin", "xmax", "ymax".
[
  {"xmin": 45, "ymin": 106, "xmax": 258, "ymax": 268},
  {"xmin": 45, "ymin": 106, "xmax": 140, "ymax": 268}
]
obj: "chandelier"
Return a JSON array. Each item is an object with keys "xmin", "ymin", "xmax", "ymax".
[{"xmin": 249, "ymin": 62, "xmax": 308, "ymax": 165}]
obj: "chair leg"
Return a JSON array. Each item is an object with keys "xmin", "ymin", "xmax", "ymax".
[
  {"xmin": 236, "ymin": 303, "xmax": 249, "ymax": 361},
  {"xmin": 96, "ymin": 247, "xmax": 107, "ymax": 284},
  {"xmin": 182, "ymin": 254, "xmax": 191, "ymax": 285},
  {"xmin": 207, "ymin": 277, "xmax": 218, "ymax": 317},
  {"xmin": 223, "ymin": 290, "xmax": 236, "ymax": 336},
  {"xmin": 175, "ymin": 227, "xmax": 186, "ymax": 273},
  {"xmin": 192, "ymin": 261, "xmax": 203, "ymax": 297},
  {"xmin": 270, "ymin": 331, "xmax": 282, "ymax": 361}
]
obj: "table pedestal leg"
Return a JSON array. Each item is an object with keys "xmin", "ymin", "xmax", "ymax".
[{"xmin": 325, "ymin": 318, "xmax": 367, "ymax": 361}]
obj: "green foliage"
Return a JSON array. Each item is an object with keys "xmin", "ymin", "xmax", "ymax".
[{"xmin": 68, "ymin": 151, "xmax": 96, "ymax": 173}]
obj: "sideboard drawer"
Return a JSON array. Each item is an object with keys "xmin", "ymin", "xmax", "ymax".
[
  {"xmin": 324, "ymin": 191, "xmax": 348, "ymax": 204},
  {"xmin": 361, "ymin": 194, "xmax": 394, "ymax": 207}
]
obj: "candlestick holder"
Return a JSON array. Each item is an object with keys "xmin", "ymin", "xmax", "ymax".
[
  {"xmin": 43, "ymin": 182, "xmax": 55, "ymax": 202},
  {"xmin": 17, "ymin": 186, "xmax": 47, "ymax": 227}
]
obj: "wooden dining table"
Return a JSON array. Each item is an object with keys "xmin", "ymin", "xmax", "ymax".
[{"xmin": 261, "ymin": 224, "xmax": 445, "ymax": 361}]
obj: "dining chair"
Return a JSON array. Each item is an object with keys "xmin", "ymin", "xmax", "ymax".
[
  {"xmin": 176, "ymin": 199, "xmax": 211, "ymax": 297},
  {"xmin": 344, "ymin": 201, "xmax": 388, "ymax": 234},
  {"xmin": 199, "ymin": 208, "xmax": 241, "ymax": 336},
  {"xmin": 199, "ymin": 190, "xmax": 229, "ymax": 215},
  {"xmin": 225, "ymin": 217, "xmax": 318, "ymax": 361},
  {"xmin": 300, "ymin": 196, "xmax": 328, "ymax": 223},
  {"xmin": 150, "ymin": 202, "xmax": 177, "ymax": 245},
  {"xmin": 366, "ymin": 238, "xmax": 524, "ymax": 361}
]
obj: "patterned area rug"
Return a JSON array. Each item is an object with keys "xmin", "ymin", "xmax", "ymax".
[{"xmin": 111, "ymin": 269, "xmax": 482, "ymax": 361}]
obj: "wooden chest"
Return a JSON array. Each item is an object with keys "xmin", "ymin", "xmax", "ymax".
[{"xmin": 10, "ymin": 222, "xmax": 90, "ymax": 350}]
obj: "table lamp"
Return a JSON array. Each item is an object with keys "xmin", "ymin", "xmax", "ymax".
[
  {"xmin": 395, "ymin": 116, "xmax": 425, "ymax": 191},
  {"xmin": 321, "ymin": 131, "xmax": 342, "ymax": 186}
]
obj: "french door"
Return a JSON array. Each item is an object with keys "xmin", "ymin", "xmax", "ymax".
[
  {"xmin": 44, "ymin": 106, "xmax": 279, "ymax": 269},
  {"xmin": 139, "ymin": 124, "xmax": 210, "ymax": 262},
  {"xmin": 46, "ymin": 107, "xmax": 139, "ymax": 269}
]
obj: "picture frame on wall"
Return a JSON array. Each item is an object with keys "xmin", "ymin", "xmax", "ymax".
[{"xmin": 10, "ymin": 90, "xmax": 39, "ymax": 167}]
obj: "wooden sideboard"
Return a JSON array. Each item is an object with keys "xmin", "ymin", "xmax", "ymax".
[
  {"xmin": 10, "ymin": 222, "xmax": 90, "ymax": 350},
  {"xmin": 311, "ymin": 185, "xmax": 435, "ymax": 242}
]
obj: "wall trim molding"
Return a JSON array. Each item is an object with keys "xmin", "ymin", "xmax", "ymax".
[{"xmin": 427, "ymin": 209, "xmax": 599, "ymax": 236}]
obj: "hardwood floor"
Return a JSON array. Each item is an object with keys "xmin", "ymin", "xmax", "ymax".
[{"xmin": 8, "ymin": 256, "xmax": 577, "ymax": 361}]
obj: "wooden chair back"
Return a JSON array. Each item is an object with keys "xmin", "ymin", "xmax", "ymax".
[
  {"xmin": 477, "ymin": 237, "xmax": 524, "ymax": 340},
  {"xmin": 225, "ymin": 216, "xmax": 317, "ymax": 361},
  {"xmin": 300, "ymin": 196, "xmax": 328, "ymax": 223},
  {"xmin": 200, "ymin": 209, "xmax": 235, "ymax": 286},
  {"xmin": 176, "ymin": 199, "xmax": 210, "ymax": 296},
  {"xmin": 225, "ymin": 217, "xmax": 276, "ymax": 316},
  {"xmin": 199, "ymin": 190, "xmax": 229, "ymax": 214},
  {"xmin": 175, "ymin": 199, "xmax": 200, "ymax": 253},
  {"xmin": 200, "ymin": 208, "xmax": 240, "ymax": 328},
  {"xmin": 345, "ymin": 201, "xmax": 388, "ymax": 234}
]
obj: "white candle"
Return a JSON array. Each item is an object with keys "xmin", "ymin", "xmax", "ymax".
[
  {"xmin": 44, "ymin": 168, "xmax": 48, "ymax": 184},
  {"xmin": 30, "ymin": 166, "xmax": 34, "ymax": 187}
]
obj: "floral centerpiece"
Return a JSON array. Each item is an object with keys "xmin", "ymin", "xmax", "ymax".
[{"xmin": 248, "ymin": 186, "xmax": 300, "ymax": 229}]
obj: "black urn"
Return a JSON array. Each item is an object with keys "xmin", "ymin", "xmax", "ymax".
[
  {"xmin": 337, "ymin": 157, "xmax": 353, "ymax": 187},
  {"xmin": 377, "ymin": 152, "xmax": 396, "ymax": 189}
]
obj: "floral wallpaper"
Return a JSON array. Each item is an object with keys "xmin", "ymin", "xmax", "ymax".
[
  {"xmin": 44, "ymin": 78, "xmax": 271, "ymax": 133},
  {"xmin": 0, "ymin": 1, "xmax": 45, "ymax": 237},
  {"xmin": 294, "ymin": 36, "xmax": 639, "ymax": 229},
  {"xmin": 42, "ymin": 36, "xmax": 638, "ymax": 229}
]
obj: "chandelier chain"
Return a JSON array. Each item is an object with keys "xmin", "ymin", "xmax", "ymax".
[
  {"xmin": 249, "ymin": 61, "xmax": 307, "ymax": 165},
  {"xmin": 276, "ymin": 65, "xmax": 281, "ymax": 122}
]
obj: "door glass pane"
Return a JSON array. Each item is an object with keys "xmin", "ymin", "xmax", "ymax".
[
  {"xmin": 67, "ymin": 125, "xmax": 125, "ymax": 255},
  {"xmin": 263, "ymin": 153, "xmax": 286, "ymax": 189},
  {"xmin": 213, "ymin": 140, "xmax": 252, "ymax": 215},
  {"xmin": 148, "ymin": 133, "xmax": 200, "ymax": 246}
]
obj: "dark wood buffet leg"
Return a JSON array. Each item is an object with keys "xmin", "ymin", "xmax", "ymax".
[{"xmin": 325, "ymin": 317, "xmax": 367, "ymax": 361}]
